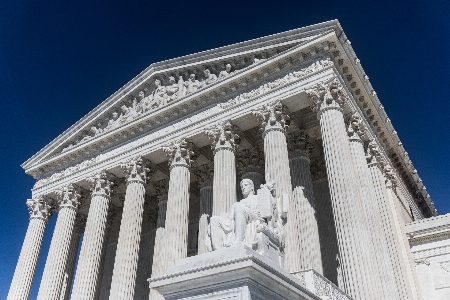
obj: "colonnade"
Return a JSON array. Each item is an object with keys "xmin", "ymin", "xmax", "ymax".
[{"xmin": 8, "ymin": 77, "xmax": 419, "ymax": 300}]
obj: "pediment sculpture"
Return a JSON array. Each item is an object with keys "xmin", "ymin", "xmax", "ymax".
[{"xmin": 206, "ymin": 174, "xmax": 286, "ymax": 266}]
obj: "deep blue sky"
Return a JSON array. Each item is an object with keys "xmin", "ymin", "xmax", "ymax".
[{"xmin": 1, "ymin": 0, "xmax": 449, "ymax": 298}]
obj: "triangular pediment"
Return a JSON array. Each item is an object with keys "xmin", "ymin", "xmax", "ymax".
[{"xmin": 23, "ymin": 20, "xmax": 343, "ymax": 178}]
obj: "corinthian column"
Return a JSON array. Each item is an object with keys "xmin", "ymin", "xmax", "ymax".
[
  {"xmin": 236, "ymin": 146, "xmax": 265, "ymax": 189},
  {"xmin": 253, "ymin": 101, "xmax": 293, "ymax": 269},
  {"xmin": 366, "ymin": 141, "xmax": 417, "ymax": 300},
  {"xmin": 37, "ymin": 184, "xmax": 81, "ymax": 300},
  {"xmin": 71, "ymin": 171, "xmax": 113, "ymax": 300},
  {"xmin": 206, "ymin": 121, "xmax": 240, "ymax": 215},
  {"xmin": 305, "ymin": 78, "xmax": 376, "ymax": 300},
  {"xmin": 109, "ymin": 157, "xmax": 150, "ymax": 300},
  {"xmin": 148, "ymin": 179, "xmax": 170, "ymax": 300},
  {"xmin": 195, "ymin": 162, "xmax": 213, "ymax": 254},
  {"xmin": 346, "ymin": 114, "xmax": 398, "ymax": 299},
  {"xmin": 162, "ymin": 139, "xmax": 195, "ymax": 270},
  {"xmin": 287, "ymin": 131, "xmax": 322, "ymax": 275},
  {"xmin": 7, "ymin": 196, "xmax": 51, "ymax": 300}
]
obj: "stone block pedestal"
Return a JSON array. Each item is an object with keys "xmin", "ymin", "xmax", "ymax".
[{"xmin": 149, "ymin": 245, "xmax": 350, "ymax": 299}]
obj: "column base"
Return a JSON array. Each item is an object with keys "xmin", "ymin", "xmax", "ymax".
[{"xmin": 149, "ymin": 245, "xmax": 350, "ymax": 299}]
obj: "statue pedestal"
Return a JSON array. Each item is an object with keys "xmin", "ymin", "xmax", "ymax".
[{"xmin": 149, "ymin": 244, "xmax": 325, "ymax": 299}]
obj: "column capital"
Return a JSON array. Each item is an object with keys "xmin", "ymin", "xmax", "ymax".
[
  {"xmin": 154, "ymin": 178, "xmax": 169, "ymax": 204},
  {"xmin": 366, "ymin": 139, "xmax": 384, "ymax": 167},
  {"xmin": 287, "ymin": 130, "xmax": 314, "ymax": 160},
  {"xmin": 347, "ymin": 112, "xmax": 366, "ymax": 142},
  {"xmin": 194, "ymin": 162, "xmax": 214, "ymax": 190},
  {"xmin": 121, "ymin": 156, "xmax": 151, "ymax": 184},
  {"xmin": 56, "ymin": 184, "xmax": 81, "ymax": 210},
  {"xmin": 305, "ymin": 78, "xmax": 348, "ymax": 114},
  {"xmin": 236, "ymin": 146, "xmax": 264, "ymax": 177},
  {"xmin": 253, "ymin": 100, "xmax": 290, "ymax": 137},
  {"xmin": 163, "ymin": 138, "xmax": 197, "ymax": 169},
  {"xmin": 26, "ymin": 195, "xmax": 52, "ymax": 221},
  {"xmin": 205, "ymin": 120, "xmax": 241, "ymax": 154},
  {"xmin": 86, "ymin": 170, "xmax": 114, "ymax": 197}
]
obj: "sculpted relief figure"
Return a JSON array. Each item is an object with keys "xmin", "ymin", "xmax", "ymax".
[
  {"xmin": 202, "ymin": 69, "xmax": 217, "ymax": 87},
  {"xmin": 207, "ymin": 176, "xmax": 285, "ymax": 264},
  {"xmin": 166, "ymin": 76, "xmax": 179, "ymax": 103},
  {"xmin": 218, "ymin": 63, "xmax": 233, "ymax": 79},
  {"xmin": 184, "ymin": 74, "xmax": 202, "ymax": 95},
  {"xmin": 150, "ymin": 79, "xmax": 168, "ymax": 109}
]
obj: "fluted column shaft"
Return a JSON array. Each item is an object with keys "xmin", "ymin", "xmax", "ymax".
[
  {"xmin": 212, "ymin": 149, "xmax": 236, "ymax": 215},
  {"xmin": 163, "ymin": 163, "xmax": 190, "ymax": 270},
  {"xmin": 306, "ymin": 79, "xmax": 376, "ymax": 299},
  {"xmin": 60, "ymin": 228, "xmax": 82, "ymax": 300},
  {"xmin": 288, "ymin": 153, "xmax": 322, "ymax": 275},
  {"xmin": 367, "ymin": 158, "xmax": 415, "ymax": 299},
  {"xmin": 150, "ymin": 197, "xmax": 168, "ymax": 277},
  {"xmin": 109, "ymin": 158, "xmax": 149, "ymax": 300},
  {"xmin": 149, "ymin": 179, "xmax": 170, "ymax": 300},
  {"xmin": 72, "ymin": 172, "xmax": 112, "ymax": 300},
  {"xmin": 348, "ymin": 133, "xmax": 398, "ymax": 299},
  {"xmin": 7, "ymin": 197, "xmax": 50, "ymax": 300},
  {"xmin": 198, "ymin": 185, "xmax": 213, "ymax": 254},
  {"xmin": 37, "ymin": 185, "xmax": 80, "ymax": 300},
  {"xmin": 207, "ymin": 121, "xmax": 239, "ymax": 216}
]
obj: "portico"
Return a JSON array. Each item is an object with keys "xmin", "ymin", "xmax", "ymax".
[{"xmin": 8, "ymin": 20, "xmax": 437, "ymax": 300}]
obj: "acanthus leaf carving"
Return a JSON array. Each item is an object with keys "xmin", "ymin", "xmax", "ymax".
[
  {"xmin": 26, "ymin": 195, "xmax": 52, "ymax": 221},
  {"xmin": 253, "ymin": 100, "xmax": 290, "ymax": 136},
  {"xmin": 163, "ymin": 139, "xmax": 197, "ymax": 169},
  {"xmin": 55, "ymin": 184, "xmax": 81, "ymax": 210},
  {"xmin": 194, "ymin": 162, "xmax": 214, "ymax": 189},
  {"xmin": 205, "ymin": 120, "xmax": 241, "ymax": 153},
  {"xmin": 306, "ymin": 78, "xmax": 348, "ymax": 113},
  {"xmin": 347, "ymin": 112, "xmax": 366, "ymax": 140},
  {"xmin": 287, "ymin": 130, "xmax": 314, "ymax": 159},
  {"xmin": 236, "ymin": 146, "xmax": 265, "ymax": 177},
  {"xmin": 121, "ymin": 156, "xmax": 151, "ymax": 184},
  {"xmin": 86, "ymin": 170, "xmax": 114, "ymax": 197}
]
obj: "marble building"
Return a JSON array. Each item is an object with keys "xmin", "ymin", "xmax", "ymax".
[{"xmin": 7, "ymin": 20, "xmax": 444, "ymax": 299}]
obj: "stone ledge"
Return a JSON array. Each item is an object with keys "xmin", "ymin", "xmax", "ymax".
[{"xmin": 149, "ymin": 245, "xmax": 351, "ymax": 300}]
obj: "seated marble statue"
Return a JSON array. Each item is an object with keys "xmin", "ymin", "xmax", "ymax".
[{"xmin": 207, "ymin": 176, "xmax": 284, "ymax": 257}]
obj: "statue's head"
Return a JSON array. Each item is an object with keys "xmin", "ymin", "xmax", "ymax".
[
  {"xmin": 154, "ymin": 79, "xmax": 161, "ymax": 87},
  {"xmin": 240, "ymin": 178, "xmax": 254, "ymax": 197},
  {"xmin": 203, "ymin": 69, "xmax": 210, "ymax": 77},
  {"xmin": 225, "ymin": 63, "xmax": 232, "ymax": 72},
  {"xmin": 189, "ymin": 74, "xmax": 195, "ymax": 81},
  {"xmin": 138, "ymin": 90, "xmax": 145, "ymax": 99},
  {"xmin": 169, "ymin": 76, "xmax": 176, "ymax": 84}
]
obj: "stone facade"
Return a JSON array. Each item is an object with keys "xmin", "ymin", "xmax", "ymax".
[{"xmin": 7, "ymin": 20, "xmax": 441, "ymax": 300}]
